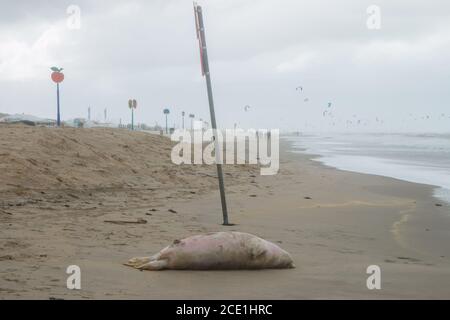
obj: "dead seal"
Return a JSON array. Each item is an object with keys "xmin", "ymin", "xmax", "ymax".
[{"xmin": 125, "ymin": 231, "xmax": 295, "ymax": 270}]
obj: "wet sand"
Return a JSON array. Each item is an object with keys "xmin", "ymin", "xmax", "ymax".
[{"xmin": 1, "ymin": 126, "xmax": 449, "ymax": 299}]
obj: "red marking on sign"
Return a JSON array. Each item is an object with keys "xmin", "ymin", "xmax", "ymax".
[{"xmin": 194, "ymin": 4, "xmax": 205, "ymax": 76}]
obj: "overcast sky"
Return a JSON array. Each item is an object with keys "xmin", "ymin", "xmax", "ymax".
[{"xmin": 1, "ymin": 0, "xmax": 449, "ymax": 132}]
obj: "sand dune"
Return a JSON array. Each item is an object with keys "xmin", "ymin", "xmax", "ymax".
[{"xmin": 0, "ymin": 125, "xmax": 256, "ymax": 195}]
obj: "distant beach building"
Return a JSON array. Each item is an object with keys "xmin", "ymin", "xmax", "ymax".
[
  {"xmin": 64, "ymin": 118, "xmax": 117, "ymax": 128},
  {"xmin": 0, "ymin": 114, "xmax": 55, "ymax": 126}
]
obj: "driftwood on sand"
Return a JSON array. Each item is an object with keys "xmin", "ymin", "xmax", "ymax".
[{"xmin": 104, "ymin": 218, "xmax": 147, "ymax": 225}]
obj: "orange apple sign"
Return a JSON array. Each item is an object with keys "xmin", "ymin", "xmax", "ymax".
[{"xmin": 51, "ymin": 71, "xmax": 64, "ymax": 83}]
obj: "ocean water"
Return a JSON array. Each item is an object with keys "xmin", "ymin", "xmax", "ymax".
[{"xmin": 286, "ymin": 133, "xmax": 450, "ymax": 204}]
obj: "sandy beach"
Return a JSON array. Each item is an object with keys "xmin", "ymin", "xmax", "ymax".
[{"xmin": 1, "ymin": 126, "xmax": 449, "ymax": 299}]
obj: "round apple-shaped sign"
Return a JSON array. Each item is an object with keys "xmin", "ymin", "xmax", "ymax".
[
  {"xmin": 50, "ymin": 67, "xmax": 64, "ymax": 83},
  {"xmin": 51, "ymin": 71, "xmax": 64, "ymax": 83}
]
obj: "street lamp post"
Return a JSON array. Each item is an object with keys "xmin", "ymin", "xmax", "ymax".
[
  {"xmin": 163, "ymin": 108, "xmax": 170, "ymax": 134},
  {"xmin": 189, "ymin": 113, "xmax": 195, "ymax": 130},
  {"xmin": 182, "ymin": 111, "xmax": 185, "ymax": 129}
]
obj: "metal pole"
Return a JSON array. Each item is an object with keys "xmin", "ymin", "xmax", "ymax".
[
  {"xmin": 56, "ymin": 83, "xmax": 61, "ymax": 127},
  {"xmin": 166, "ymin": 114, "xmax": 168, "ymax": 134},
  {"xmin": 131, "ymin": 108, "xmax": 134, "ymax": 130},
  {"xmin": 195, "ymin": 5, "xmax": 230, "ymax": 225}
]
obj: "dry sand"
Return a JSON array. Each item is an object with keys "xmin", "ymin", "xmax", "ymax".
[{"xmin": 1, "ymin": 125, "xmax": 449, "ymax": 299}]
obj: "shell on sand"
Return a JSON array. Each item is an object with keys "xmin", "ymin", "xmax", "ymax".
[{"xmin": 125, "ymin": 231, "xmax": 295, "ymax": 270}]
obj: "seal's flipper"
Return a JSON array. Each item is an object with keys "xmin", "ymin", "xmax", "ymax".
[
  {"xmin": 124, "ymin": 256, "xmax": 151, "ymax": 267},
  {"xmin": 136, "ymin": 259, "xmax": 168, "ymax": 271}
]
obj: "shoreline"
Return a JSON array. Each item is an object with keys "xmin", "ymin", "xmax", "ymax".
[
  {"xmin": 281, "ymin": 138, "xmax": 450, "ymax": 261},
  {"xmin": 282, "ymin": 134, "xmax": 450, "ymax": 206},
  {"xmin": 1, "ymin": 127, "xmax": 449, "ymax": 299}
]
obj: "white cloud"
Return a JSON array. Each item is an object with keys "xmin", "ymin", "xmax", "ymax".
[
  {"xmin": 275, "ymin": 51, "xmax": 316, "ymax": 73},
  {"xmin": 0, "ymin": 24, "xmax": 65, "ymax": 81},
  {"xmin": 354, "ymin": 28, "xmax": 450, "ymax": 64}
]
